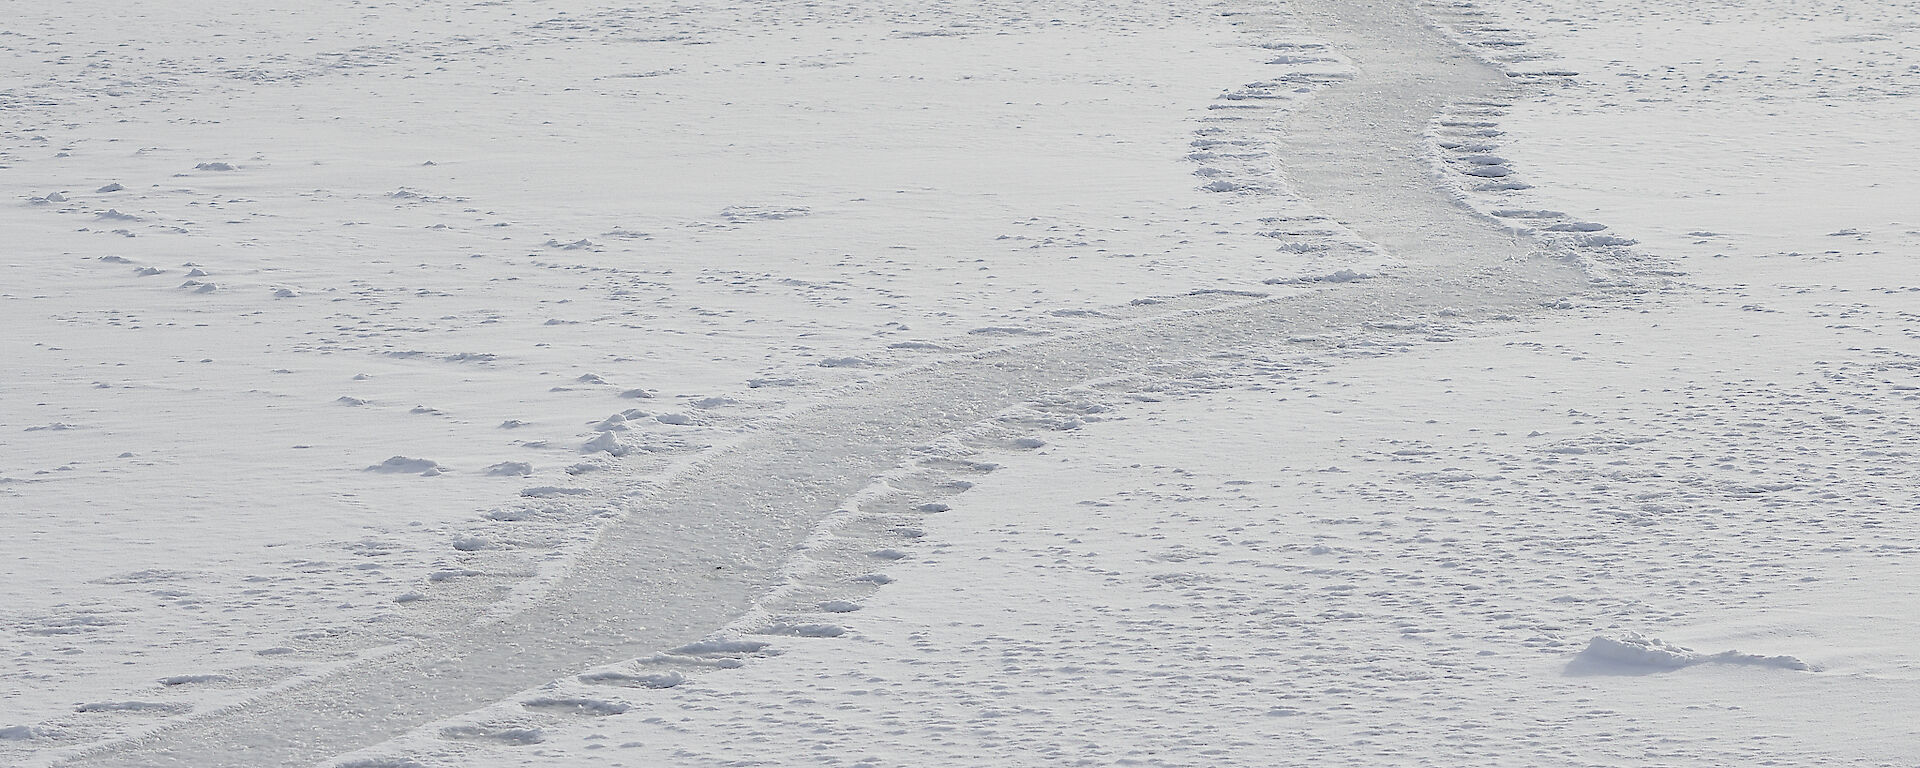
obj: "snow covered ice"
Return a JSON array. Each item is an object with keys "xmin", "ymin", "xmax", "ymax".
[{"xmin": 3, "ymin": 0, "xmax": 1919, "ymax": 764}]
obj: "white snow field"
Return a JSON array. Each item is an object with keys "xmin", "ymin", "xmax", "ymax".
[{"xmin": 2, "ymin": 0, "xmax": 1917, "ymax": 763}]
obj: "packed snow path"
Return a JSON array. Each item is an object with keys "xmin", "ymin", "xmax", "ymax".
[
  {"xmin": 48, "ymin": 0, "xmax": 1590, "ymax": 765},
  {"xmin": 69, "ymin": 286, "xmax": 1575, "ymax": 768},
  {"xmin": 1275, "ymin": 0, "xmax": 1531, "ymax": 269}
]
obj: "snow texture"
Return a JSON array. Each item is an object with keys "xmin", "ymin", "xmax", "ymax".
[{"xmin": 3, "ymin": 0, "xmax": 1919, "ymax": 764}]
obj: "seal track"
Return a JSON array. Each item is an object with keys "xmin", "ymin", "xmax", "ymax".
[{"xmin": 65, "ymin": 0, "xmax": 1586, "ymax": 764}]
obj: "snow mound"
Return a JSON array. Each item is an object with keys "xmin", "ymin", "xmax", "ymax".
[
  {"xmin": 720, "ymin": 205, "xmax": 810, "ymax": 222},
  {"xmin": 364, "ymin": 456, "xmax": 444, "ymax": 476},
  {"xmin": 1569, "ymin": 632, "xmax": 1817, "ymax": 675},
  {"xmin": 1264, "ymin": 268, "xmax": 1374, "ymax": 285},
  {"xmin": 581, "ymin": 431, "xmax": 631, "ymax": 456}
]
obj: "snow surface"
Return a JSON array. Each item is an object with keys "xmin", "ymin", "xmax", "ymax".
[{"xmin": 3, "ymin": 0, "xmax": 1918, "ymax": 764}]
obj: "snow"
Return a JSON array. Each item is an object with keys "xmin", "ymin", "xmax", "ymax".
[{"xmin": 3, "ymin": 0, "xmax": 1918, "ymax": 764}]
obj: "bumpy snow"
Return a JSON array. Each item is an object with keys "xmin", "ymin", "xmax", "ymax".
[{"xmin": 3, "ymin": 0, "xmax": 1918, "ymax": 765}]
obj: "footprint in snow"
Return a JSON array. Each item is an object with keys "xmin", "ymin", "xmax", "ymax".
[
  {"xmin": 670, "ymin": 638, "xmax": 773, "ymax": 657},
  {"xmin": 757, "ymin": 622, "xmax": 845, "ymax": 638},
  {"xmin": 157, "ymin": 674, "xmax": 231, "ymax": 687},
  {"xmin": 75, "ymin": 701, "xmax": 191, "ymax": 715},
  {"xmin": 887, "ymin": 341, "xmax": 953, "ymax": 351},
  {"xmin": 522, "ymin": 697, "xmax": 629, "ymax": 716},
  {"xmin": 967, "ymin": 325, "xmax": 1046, "ymax": 337},
  {"xmin": 518, "ymin": 486, "xmax": 590, "ymax": 499},
  {"xmin": 579, "ymin": 670, "xmax": 688, "ymax": 689},
  {"xmin": 438, "ymin": 724, "xmax": 544, "ymax": 746},
  {"xmin": 333, "ymin": 759, "xmax": 426, "ymax": 768},
  {"xmin": 1490, "ymin": 209, "xmax": 1564, "ymax": 219}
]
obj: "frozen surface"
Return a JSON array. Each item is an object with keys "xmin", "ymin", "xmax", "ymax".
[
  {"xmin": 346, "ymin": 303, "xmax": 1920, "ymax": 765},
  {"xmin": 3, "ymin": 0, "xmax": 1917, "ymax": 763}
]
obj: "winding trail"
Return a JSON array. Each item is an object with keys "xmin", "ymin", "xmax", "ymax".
[
  {"xmin": 1276, "ymin": 0, "xmax": 1534, "ymax": 270},
  {"xmin": 66, "ymin": 1, "xmax": 1585, "ymax": 765}
]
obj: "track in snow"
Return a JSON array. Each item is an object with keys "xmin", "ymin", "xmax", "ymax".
[
  {"xmin": 62, "ymin": 1, "xmax": 1588, "ymax": 765},
  {"xmin": 1276, "ymin": 0, "xmax": 1537, "ymax": 269}
]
